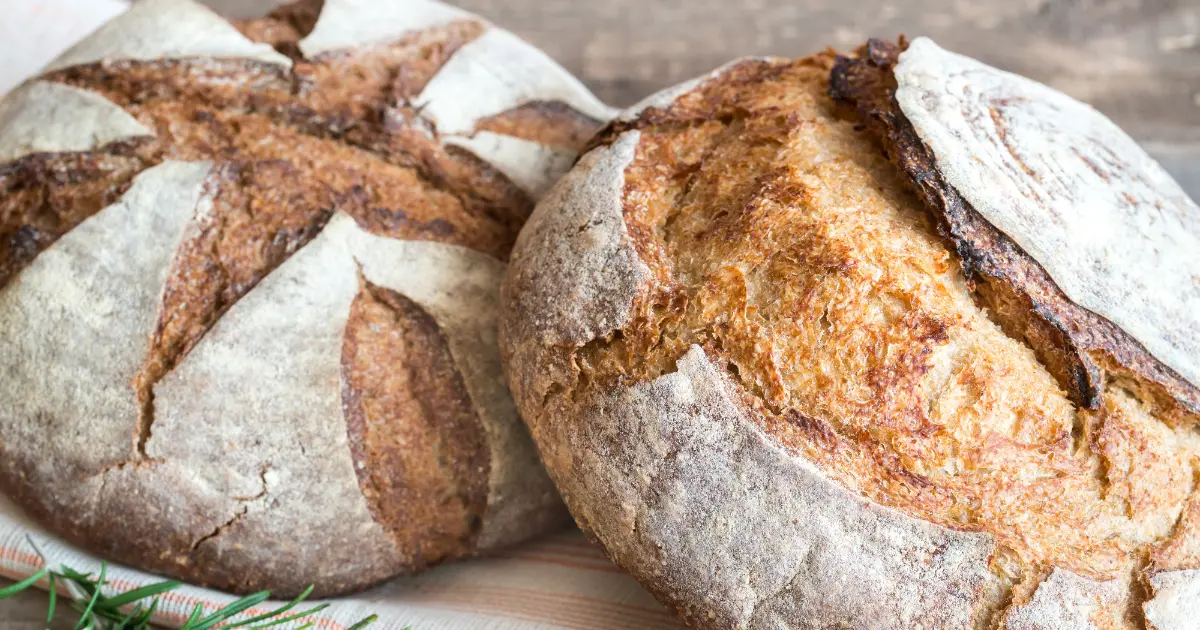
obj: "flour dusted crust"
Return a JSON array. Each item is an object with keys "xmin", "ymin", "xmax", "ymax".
[
  {"xmin": 150, "ymin": 214, "xmax": 404, "ymax": 593},
  {"xmin": 443, "ymin": 132, "xmax": 575, "ymax": 198},
  {"xmin": 1, "ymin": 161, "xmax": 211, "ymax": 481},
  {"xmin": 1002, "ymin": 570, "xmax": 1130, "ymax": 629},
  {"xmin": 895, "ymin": 37, "xmax": 1200, "ymax": 395},
  {"xmin": 501, "ymin": 131, "xmax": 651, "ymax": 417},
  {"xmin": 551, "ymin": 346, "xmax": 1005, "ymax": 628},
  {"xmin": 500, "ymin": 44, "xmax": 1200, "ymax": 629},
  {"xmin": 297, "ymin": 0, "xmax": 470, "ymax": 58},
  {"xmin": 415, "ymin": 28, "xmax": 615, "ymax": 136},
  {"xmin": 410, "ymin": 27, "xmax": 615, "ymax": 197},
  {"xmin": 0, "ymin": 82, "xmax": 152, "ymax": 162},
  {"xmin": 1145, "ymin": 570, "xmax": 1200, "ymax": 630},
  {"xmin": 0, "ymin": 0, "xmax": 606, "ymax": 596},
  {"xmin": 47, "ymin": 0, "xmax": 291, "ymax": 70},
  {"xmin": 346, "ymin": 223, "xmax": 563, "ymax": 551}
]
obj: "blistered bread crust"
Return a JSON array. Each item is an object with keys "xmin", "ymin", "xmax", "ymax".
[
  {"xmin": 501, "ymin": 49, "xmax": 1200, "ymax": 628},
  {"xmin": 0, "ymin": 0, "xmax": 606, "ymax": 596}
]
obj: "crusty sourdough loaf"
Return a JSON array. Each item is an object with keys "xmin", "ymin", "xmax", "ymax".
[
  {"xmin": 0, "ymin": 0, "xmax": 612, "ymax": 597},
  {"xmin": 500, "ymin": 38, "xmax": 1200, "ymax": 629}
]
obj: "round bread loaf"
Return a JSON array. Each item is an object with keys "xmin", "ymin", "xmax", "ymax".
[
  {"xmin": 0, "ymin": 0, "xmax": 612, "ymax": 597},
  {"xmin": 500, "ymin": 38, "xmax": 1200, "ymax": 629}
]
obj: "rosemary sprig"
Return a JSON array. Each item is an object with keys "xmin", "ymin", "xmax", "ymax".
[{"xmin": 0, "ymin": 553, "xmax": 378, "ymax": 630}]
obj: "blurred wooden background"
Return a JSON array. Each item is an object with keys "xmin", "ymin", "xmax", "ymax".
[{"xmin": 2, "ymin": 0, "xmax": 1199, "ymax": 627}]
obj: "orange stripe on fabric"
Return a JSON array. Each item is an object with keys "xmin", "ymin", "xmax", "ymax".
[
  {"xmin": 0, "ymin": 545, "xmax": 346, "ymax": 630},
  {"xmin": 0, "ymin": 545, "xmax": 42, "ymax": 567}
]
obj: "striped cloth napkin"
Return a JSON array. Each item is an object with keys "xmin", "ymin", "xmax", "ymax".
[
  {"xmin": 0, "ymin": 1, "xmax": 684, "ymax": 628},
  {"xmin": 1, "ymin": 495, "xmax": 683, "ymax": 630}
]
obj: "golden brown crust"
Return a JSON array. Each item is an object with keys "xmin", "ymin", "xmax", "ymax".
[
  {"xmin": 45, "ymin": 54, "xmax": 532, "ymax": 259},
  {"xmin": 474, "ymin": 100, "xmax": 605, "ymax": 153},
  {"xmin": 233, "ymin": 0, "xmax": 323, "ymax": 55},
  {"xmin": 298, "ymin": 20, "xmax": 488, "ymax": 117},
  {"xmin": 341, "ymin": 281, "xmax": 489, "ymax": 567},
  {"xmin": 576, "ymin": 49, "xmax": 1200, "ymax": 591},
  {"xmin": 828, "ymin": 38, "xmax": 1200, "ymax": 422}
]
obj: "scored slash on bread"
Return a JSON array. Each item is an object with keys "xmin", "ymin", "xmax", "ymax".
[
  {"xmin": 500, "ymin": 39, "xmax": 1200, "ymax": 629},
  {"xmin": 830, "ymin": 37, "xmax": 1200, "ymax": 420},
  {"xmin": 0, "ymin": 0, "xmax": 613, "ymax": 597}
]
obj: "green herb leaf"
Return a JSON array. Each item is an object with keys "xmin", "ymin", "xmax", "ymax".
[
  {"xmin": 225, "ymin": 584, "xmax": 316, "ymax": 628},
  {"xmin": 182, "ymin": 602, "xmax": 205, "ymax": 628},
  {"xmin": 347, "ymin": 614, "xmax": 380, "ymax": 630},
  {"xmin": 46, "ymin": 572, "xmax": 58, "ymax": 623},
  {"xmin": 98, "ymin": 580, "xmax": 181, "ymax": 610},
  {"xmin": 187, "ymin": 590, "xmax": 271, "ymax": 630},
  {"xmin": 71, "ymin": 562, "xmax": 106, "ymax": 630},
  {"xmin": 131, "ymin": 597, "xmax": 159, "ymax": 626},
  {"xmin": 4, "ymin": 551, "xmax": 379, "ymax": 630},
  {"xmin": 0, "ymin": 567, "xmax": 47, "ymax": 599},
  {"xmin": 245, "ymin": 604, "xmax": 330, "ymax": 629}
]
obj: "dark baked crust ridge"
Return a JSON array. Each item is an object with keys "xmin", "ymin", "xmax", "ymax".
[
  {"xmin": 829, "ymin": 38, "xmax": 1200, "ymax": 422},
  {"xmin": 0, "ymin": 145, "xmax": 150, "ymax": 289},
  {"xmin": 342, "ymin": 280, "xmax": 490, "ymax": 566},
  {"xmin": 474, "ymin": 100, "xmax": 605, "ymax": 153},
  {"xmin": 233, "ymin": 0, "xmax": 323, "ymax": 55}
]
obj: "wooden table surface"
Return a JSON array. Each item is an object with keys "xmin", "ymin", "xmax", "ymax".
[{"xmin": 3, "ymin": 0, "xmax": 1198, "ymax": 627}]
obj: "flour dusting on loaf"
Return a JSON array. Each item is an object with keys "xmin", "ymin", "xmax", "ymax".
[
  {"xmin": 416, "ymin": 28, "xmax": 615, "ymax": 135},
  {"xmin": 500, "ymin": 42, "xmax": 1200, "ymax": 630},
  {"xmin": 297, "ymin": 0, "xmax": 470, "ymax": 58},
  {"xmin": 48, "ymin": 0, "xmax": 291, "ymax": 70},
  {"xmin": 1002, "ymin": 570, "xmax": 1131, "ymax": 630},
  {"xmin": 151, "ymin": 214, "xmax": 402, "ymax": 592},
  {"xmin": 0, "ymin": 82, "xmax": 152, "ymax": 162},
  {"xmin": 349, "ymin": 224, "xmax": 562, "ymax": 551},
  {"xmin": 444, "ymin": 133, "xmax": 576, "ymax": 198},
  {"xmin": 1145, "ymin": 569, "xmax": 1200, "ymax": 630},
  {"xmin": 555, "ymin": 346, "xmax": 1006, "ymax": 628},
  {"xmin": 505, "ymin": 130, "xmax": 648, "ymax": 351},
  {"xmin": 895, "ymin": 36, "xmax": 1200, "ymax": 389},
  {"xmin": 0, "ymin": 160, "xmax": 211, "ymax": 478}
]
